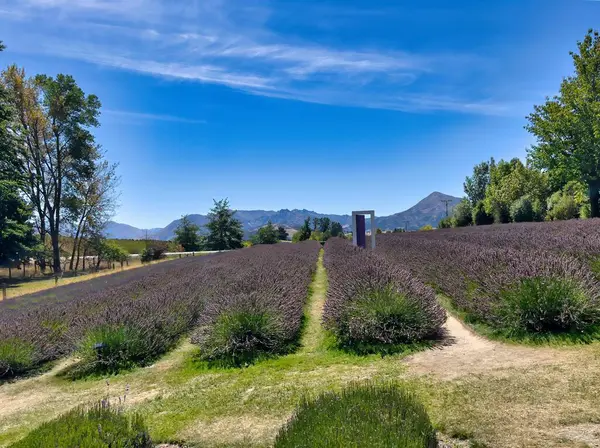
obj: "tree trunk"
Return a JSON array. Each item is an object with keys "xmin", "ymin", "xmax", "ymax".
[
  {"xmin": 50, "ymin": 229, "xmax": 61, "ymax": 274},
  {"xmin": 590, "ymin": 181, "xmax": 600, "ymax": 218},
  {"xmin": 82, "ymin": 246, "xmax": 87, "ymax": 271}
]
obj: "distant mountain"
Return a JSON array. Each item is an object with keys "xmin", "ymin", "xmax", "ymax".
[
  {"xmin": 376, "ymin": 192, "xmax": 462, "ymax": 231},
  {"xmin": 104, "ymin": 192, "xmax": 462, "ymax": 240}
]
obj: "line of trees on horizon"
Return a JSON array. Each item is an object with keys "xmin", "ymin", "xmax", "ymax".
[{"xmin": 439, "ymin": 29, "xmax": 600, "ymax": 229}]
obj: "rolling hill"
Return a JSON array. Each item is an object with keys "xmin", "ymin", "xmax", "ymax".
[{"xmin": 104, "ymin": 192, "xmax": 462, "ymax": 240}]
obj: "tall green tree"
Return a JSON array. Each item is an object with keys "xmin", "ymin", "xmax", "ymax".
[
  {"xmin": 452, "ymin": 199, "xmax": 473, "ymax": 227},
  {"xmin": 330, "ymin": 221, "xmax": 344, "ymax": 237},
  {"xmin": 484, "ymin": 158, "xmax": 549, "ymax": 223},
  {"xmin": 253, "ymin": 220, "xmax": 279, "ymax": 245},
  {"xmin": 2, "ymin": 66, "xmax": 103, "ymax": 272},
  {"xmin": 174, "ymin": 215, "xmax": 202, "ymax": 251},
  {"xmin": 296, "ymin": 217, "xmax": 312, "ymax": 242},
  {"xmin": 0, "ymin": 42, "xmax": 37, "ymax": 267},
  {"xmin": 526, "ymin": 29, "xmax": 600, "ymax": 217},
  {"xmin": 205, "ymin": 199, "xmax": 243, "ymax": 250},
  {"xmin": 277, "ymin": 225, "xmax": 288, "ymax": 241},
  {"xmin": 464, "ymin": 159, "xmax": 492, "ymax": 205}
]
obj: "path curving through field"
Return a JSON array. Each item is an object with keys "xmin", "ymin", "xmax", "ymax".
[{"xmin": 405, "ymin": 314, "xmax": 565, "ymax": 380}]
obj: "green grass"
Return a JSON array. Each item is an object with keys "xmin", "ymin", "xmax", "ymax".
[
  {"xmin": 6, "ymin": 250, "xmax": 600, "ymax": 447},
  {"xmin": 274, "ymin": 382, "xmax": 437, "ymax": 448},
  {"xmin": 8, "ymin": 404, "xmax": 152, "ymax": 448}
]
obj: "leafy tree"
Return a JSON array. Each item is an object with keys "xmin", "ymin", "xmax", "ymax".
[
  {"xmin": 2, "ymin": 66, "xmax": 103, "ymax": 273},
  {"xmin": 296, "ymin": 217, "xmax": 312, "ymax": 242},
  {"xmin": 0, "ymin": 181, "xmax": 38, "ymax": 267},
  {"xmin": 376, "ymin": 228, "xmax": 383, "ymax": 234},
  {"xmin": 277, "ymin": 225, "xmax": 288, "ymax": 241},
  {"xmin": 472, "ymin": 200, "xmax": 494, "ymax": 226},
  {"xmin": 0, "ymin": 42, "xmax": 37, "ymax": 267},
  {"xmin": 453, "ymin": 199, "xmax": 473, "ymax": 227},
  {"xmin": 174, "ymin": 215, "xmax": 202, "ymax": 251},
  {"xmin": 547, "ymin": 180, "xmax": 589, "ymax": 221},
  {"xmin": 318, "ymin": 217, "xmax": 331, "ymax": 233},
  {"xmin": 464, "ymin": 159, "xmax": 492, "ymax": 205},
  {"xmin": 510, "ymin": 195, "xmax": 535, "ymax": 222},
  {"xmin": 437, "ymin": 217, "xmax": 453, "ymax": 229},
  {"xmin": 253, "ymin": 220, "xmax": 279, "ymax": 245},
  {"xmin": 484, "ymin": 158, "xmax": 549, "ymax": 223},
  {"xmin": 392, "ymin": 228, "xmax": 406, "ymax": 233},
  {"xmin": 419, "ymin": 224, "xmax": 434, "ymax": 231},
  {"xmin": 330, "ymin": 221, "xmax": 344, "ymax": 237},
  {"xmin": 205, "ymin": 199, "xmax": 244, "ymax": 250},
  {"xmin": 526, "ymin": 30, "xmax": 600, "ymax": 217},
  {"xmin": 312, "ymin": 217, "xmax": 319, "ymax": 231}
]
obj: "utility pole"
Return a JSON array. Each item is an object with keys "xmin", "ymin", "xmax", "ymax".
[
  {"xmin": 441, "ymin": 200, "xmax": 453, "ymax": 218},
  {"xmin": 404, "ymin": 220, "xmax": 409, "ymax": 232}
]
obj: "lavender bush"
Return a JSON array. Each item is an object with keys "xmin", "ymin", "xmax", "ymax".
[
  {"xmin": 192, "ymin": 241, "xmax": 320, "ymax": 365},
  {"xmin": 377, "ymin": 231, "xmax": 600, "ymax": 337},
  {"xmin": 0, "ymin": 243, "xmax": 320, "ymax": 377},
  {"xmin": 323, "ymin": 238, "xmax": 445, "ymax": 352}
]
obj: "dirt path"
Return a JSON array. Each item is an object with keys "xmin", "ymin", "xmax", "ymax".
[{"xmin": 405, "ymin": 314, "xmax": 565, "ymax": 380}]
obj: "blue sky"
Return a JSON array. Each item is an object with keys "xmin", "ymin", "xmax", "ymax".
[{"xmin": 0, "ymin": 0, "xmax": 598, "ymax": 228}]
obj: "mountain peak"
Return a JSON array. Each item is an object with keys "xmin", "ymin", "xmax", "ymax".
[{"xmin": 104, "ymin": 192, "xmax": 462, "ymax": 239}]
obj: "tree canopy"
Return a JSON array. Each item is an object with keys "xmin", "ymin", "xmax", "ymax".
[
  {"xmin": 253, "ymin": 221, "xmax": 279, "ymax": 245},
  {"xmin": 205, "ymin": 199, "xmax": 244, "ymax": 251},
  {"xmin": 526, "ymin": 29, "xmax": 600, "ymax": 217},
  {"xmin": 174, "ymin": 215, "xmax": 203, "ymax": 251}
]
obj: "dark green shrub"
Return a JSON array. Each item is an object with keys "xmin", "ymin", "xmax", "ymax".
[
  {"xmin": 196, "ymin": 309, "xmax": 287, "ymax": 366},
  {"xmin": 453, "ymin": 199, "xmax": 472, "ymax": 227},
  {"xmin": 9, "ymin": 404, "xmax": 152, "ymax": 448},
  {"xmin": 497, "ymin": 277, "xmax": 600, "ymax": 335},
  {"xmin": 275, "ymin": 383, "xmax": 437, "ymax": 448},
  {"xmin": 338, "ymin": 287, "xmax": 436, "ymax": 348},
  {"xmin": 140, "ymin": 246, "xmax": 166, "ymax": 263},
  {"xmin": 510, "ymin": 195, "xmax": 534, "ymax": 222},
  {"xmin": 437, "ymin": 217, "xmax": 453, "ymax": 229},
  {"xmin": 0, "ymin": 338, "xmax": 36, "ymax": 378},
  {"xmin": 73, "ymin": 325, "xmax": 153, "ymax": 376},
  {"xmin": 472, "ymin": 200, "xmax": 493, "ymax": 225}
]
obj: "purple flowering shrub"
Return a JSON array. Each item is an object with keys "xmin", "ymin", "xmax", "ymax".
[
  {"xmin": 0, "ymin": 242, "xmax": 320, "ymax": 377},
  {"xmin": 377, "ymin": 230, "xmax": 600, "ymax": 337},
  {"xmin": 192, "ymin": 241, "xmax": 320, "ymax": 365},
  {"xmin": 323, "ymin": 238, "xmax": 445, "ymax": 352}
]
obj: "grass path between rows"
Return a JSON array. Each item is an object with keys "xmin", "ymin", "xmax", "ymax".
[
  {"xmin": 4, "ymin": 250, "xmax": 600, "ymax": 447},
  {"xmin": 298, "ymin": 249, "xmax": 327, "ymax": 355}
]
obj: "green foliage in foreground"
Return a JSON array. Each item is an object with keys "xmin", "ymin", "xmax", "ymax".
[
  {"xmin": 197, "ymin": 310, "xmax": 289, "ymax": 367},
  {"xmin": 338, "ymin": 287, "xmax": 438, "ymax": 353},
  {"xmin": 9, "ymin": 404, "xmax": 152, "ymax": 448},
  {"xmin": 0, "ymin": 338, "xmax": 36, "ymax": 378},
  {"xmin": 72, "ymin": 325, "xmax": 158, "ymax": 377},
  {"xmin": 498, "ymin": 277, "xmax": 600, "ymax": 336},
  {"xmin": 275, "ymin": 382, "xmax": 437, "ymax": 448}
]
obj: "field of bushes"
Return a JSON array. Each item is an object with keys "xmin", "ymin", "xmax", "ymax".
[
  {"xmin": 5, "ymin": 221, "xmax": 600, "ymax": 447},
  {"xmin": 0, "ymin": 242, "xmax": 320, "ymax": 378},
  {"xmin": 377, "ymin": 219, "xmax": 600, "ymax": 340}
]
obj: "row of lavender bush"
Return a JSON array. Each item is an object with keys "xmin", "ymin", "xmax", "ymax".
[
  {"xmin": 377, "ymin": 232, "xmax": 600, "ymax": 337},
  {"xmin": 394, "ymin": 219, "xmax": 600, "ymax": 261},
  {"xmin": 0, "ymin": 242, "xmax": 320, "ymax": 377},
  {"xmin": 192, "ymin": 241, "xmax": 320, "ymax": 365},
  {"xmin": 323, "ymin": 238, "xmax": 445, "ymax": 352}
]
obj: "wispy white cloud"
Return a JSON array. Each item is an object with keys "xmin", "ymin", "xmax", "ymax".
[
  {"xmin": 0, "ymin": 0, "xmax": 511, "ymax": 115},
  {"xmin": 103, "ymin": 109, "xmax": 207, "ymax": 124}
]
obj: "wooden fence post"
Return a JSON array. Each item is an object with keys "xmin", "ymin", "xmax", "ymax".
[{"xmin": 1, "ymin": 283, "xmax": 6, "ymax": 301}]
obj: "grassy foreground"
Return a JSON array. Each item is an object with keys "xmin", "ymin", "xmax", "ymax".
[{"xmin": 2, "ymin": 252, "xmax": 600, "ymax": 447}]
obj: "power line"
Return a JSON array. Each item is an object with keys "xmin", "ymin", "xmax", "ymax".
[{"xmin": 441, "ymin": 200, "xmax": 453, "ymax": 217}]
